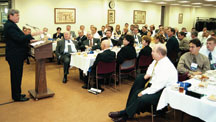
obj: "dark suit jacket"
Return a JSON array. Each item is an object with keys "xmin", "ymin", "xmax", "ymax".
[
  {"xmin": 81, "ymin": 38, "xmax": 101, "ymax": 50},
  {"xmin": 76, "ymin": 35, "xmax": 87, "ymax": 47},
  {"xmin": 137, "ymin": 45, "xmax": 152, "ymax": 59},
  {"xmin": 117, "ymin": 45, "xmax": 136, "ymax": 64},
  {"xmin": 166, "ymin": 36, "xmax": 179, "ymax": 64},
  {"xmin": 4, "ymin": 20, "xmax": 33, "ymax": 60},
  {"xmin": 55, "ymin": 39, "xmax": 79, "ymax": 58},
  {"xmin": 91, "ymin": 49, "xmax": 116, "ymax": 75},
  {"xmin": 101, "ymin": 37, "xmax": 118, "ymax": 46},
  {"xmin": 53, "ymin": 33, "xmax": 64, "ymax": 40},
  {"xmin": 98, "ymin": 30, "xmax": 105, "ymax": 37}
]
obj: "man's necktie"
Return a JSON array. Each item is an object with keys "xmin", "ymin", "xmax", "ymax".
[
  {"xmin": 144, "ymin": 61, "xmax": 158, "ymax": 88},
  {"xmin": 135, "ymin": 35, "xmax": 137, "ymax": 39},
  {"xmin": 89, "ymin": 40, "xmax": 93, "ymax": 47},
  {"xmin": 192, "ymin": 55, "xmax": 197, "ymax": 63},
  {"xmin": 67, "ymin": 40, "xmax": 73, "ymax": 53},
  {"xmin": 209, "ymin": 52, "xmax": 212, "ymax": 61}
]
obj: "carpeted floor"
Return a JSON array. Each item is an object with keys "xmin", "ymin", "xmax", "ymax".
[{"xmin": 0, "ymin": 57, "xmax": 204, "ymax": 122}]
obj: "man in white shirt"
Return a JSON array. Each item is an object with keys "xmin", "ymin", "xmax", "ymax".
[
  {"xmin": 91, "ymin": 26, "xmax": 101, "ymax": 39},
  {"xmin": 108, "ymin": 44, "xmax": 177, "ymax": 122},
  {"xmin": 200, "ymin": 31, "xmax": 211, "ymax": 46},
  {"xmin": 55, "ymin": 31, "xmax": 78, "ymax": 83},
  {"xmin": 200, "ymin": 37, "xmax": 216, "ymax": 70},
  {"xmin": 40, "ymin": 27, "xmax": 51, "ymax": 41}
]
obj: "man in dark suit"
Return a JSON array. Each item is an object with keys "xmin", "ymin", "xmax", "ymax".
[
  {"xmin": 55, "ymin": 31, "xmax": 79, "ymax": 83},
  {"xmin": 166, "ymin": 28, "xmax": 179, "ymax": 66},
  {"xmin": 76, "ymin": 30, "xmax": 87, "ymax": 51},
  {"xmin": 133, "ymin": 27, "xmax": 142, "ymax": 45},
  {"xmin": 80, "ymin": 32, "xmax": 101, "ymax": 51},
  {"xmin": 82, "ymin": 40, "xmax": 116, "ymax": 89},
  {"xmin": 98, "ymin": 25, "xmax": 106, "ymax": 38},
  {"xmin": 4, "ymin": 9, "xmax": 41, "ymax": 102},
  {"xmin": 101, "ymin": 30, "xmax": 118, "ymax": 46}
]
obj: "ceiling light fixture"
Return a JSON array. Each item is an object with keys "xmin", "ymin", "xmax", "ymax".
[
  {"xmin": 203, "ymin": 4, "xmax": 213, "ymax": 6},
  {"xmin": 141, "ymin": 0, "xmax": 152, "ymax": 2},
  {"xmin": 156, "ymin": 2, "xmax": 167, "ymax": 4},
  {"xmin": 178, "ymin": 1, "xmax": 190, "ymax": 3},
  {"xmin": 191, "ymin": 3, "xmax": 202, "ymax": 5},
  {"xmin": 170, "ymin": 4, "xmax": 180, "ymax": 5}
]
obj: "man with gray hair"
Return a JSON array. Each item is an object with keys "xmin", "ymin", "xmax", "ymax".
[
  {"xmin": 108, "ymin": 44, "xmax": 177, "ymax": 122},
  {"xmin": 4, "ymin": 9, "xmax": 42, "ymax": 102},
  {"xmin": 55, "ymin": 31, "xmax": 79, "ymax": 83}
]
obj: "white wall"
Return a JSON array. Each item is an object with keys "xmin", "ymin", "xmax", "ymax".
[
  {"xmin": 13, "ymin": 0, "xmax": 161, "ymax": 36},
  {"xmin": 13, "ymin": 0, "xmax": 216, "ymax": 36}
]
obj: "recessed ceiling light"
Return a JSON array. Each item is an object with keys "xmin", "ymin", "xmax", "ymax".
[
  {"xmin": 163, "ymin": 0, "xmax": 175, "ymax": 1},
  {"xmin": 178, "ymin": 1, "xmax": 190, "ymax": 3},
  {"xmin": 193, "ymin": 6, "xmax": 201, "ymax": 7},
  {"xmin": 203, "ymin": 4, "xmax": 213, "ymax": 6},
  {"xmin": 141, "ymin": 0, "xmax": 152, "ymax": 2},
  {"xmin": 192, "ymin": 3, "xmax": 202, "ymax": 5},
  {"xmin": 205, "ymin": 0, "xmax": 216, "ymax": 1},
  {"xmin": 182, "ymin": 5, "xmax": 191, "ymax": 7},
  {"xmin": 156, "ymin": 2, "xmax": 167, "ymax": 4},
  {"xmin": 170, "ymin": 4, "xmax": 180, "ymax": 5}
]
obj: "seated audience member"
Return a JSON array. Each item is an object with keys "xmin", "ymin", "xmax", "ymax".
[
  {"xmin": 81, "ymin": 32, "xmax": 100, "ymax": 51},
  {"xmin": 40, "ymin": 27, "xmax": 51, "ymax": 41},
  {"xmin": 53, "ymin": 27, "xmax": 63, "ymax": 40},
  {"xmin": 177, "ymin": 39, "xmax": 210, "ymax": 77},
  {"xmin": 82, "ymin": 40, "xmax": 116, "ymax": 89},
  {"xmin": 200, "ymin": 37, "xmax": 216, "ymax": 70},
  {"xmin": 149, "ymin": 25, "xmax": 156, "ymax": 37},
  {"xmin": 114, "ymin": 24, "xmax": 121, "ymax": 39},
  {"xmin": 66, "ymin": 25, "xmax": 76, "ymax": 39},
  {"xmin": 129, "ymin": 24, "xmax": 135, "ymax": 34},
  {"xmin": 98, "ymin": 25, "xmax": 106, "ymax": 38},
  {"xmin": 117, "ymin": 34, "xmax": 136, "ymax": 67},
  {"xmin": 91, "ymin": 26, "xmax": 101, "ymax": 39},
  {"xmin": 150, "ymin": 34, "xmax": 165, "ymax": 49},
  {"xmin": 140, "ymin": 26, "xmax": 148, "ymax": 37},
  {"xmin": 76, "ymin": 30, "xmax": 87, "ymax": 50},
  {"xmin": 119, "ymin": 28, "xmax": 129, "ymax": 46},
  {"xmin": 137, "ymin": 36, "xmax": 152, "ymax": 68},
  {"xmin": 191, "ymin": 31, "xmax": 198, "ymax": 39},
  {"xmin": 55, "ymin": 31, "xmax": 79, "ymax": 83},
  {"xmin": 101, "ymin": 30, "xmax": 118, "ymax": 47},
  {"xmin": 178, "ymin": 32, "xmax": 189, "ymax": 56},
  {"xmin": 109, "ymin": 44, "xmax": 177, "ymax": 122},
  {"xmin": 80, "ymin": 25, "xmax": 87, "ymax": 35},
  {"xmin": 133, "ymin": 27, "xmax": 142, "ymax": 45},
  {"xmin": 200, "ymin": 30, "xmax": 211, "ymax": 46},
  {"xmin": 198, "ymin": 27, "xmax": 207, "ymax": 40},
  {"xmin": 166, "ymin": 28, "xmax": 179, "ymax": 66}
]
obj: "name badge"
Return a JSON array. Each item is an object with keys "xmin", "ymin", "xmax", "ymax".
[
  {"xmin": 95, "ymin": 43, "xmax": 97, "ymax": 45},
  {"xmin": 191, "ymin": 63, "xmax": 198, "ymax": 71}
]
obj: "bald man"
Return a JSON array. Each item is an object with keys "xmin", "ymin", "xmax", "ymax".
[
  {"xmin": 109, "ymin": 44, "xmax": 177, "ymax": 122},
  {"xmin": 82, "ymin": 40, "xmax": 116, "ymax": 89}
]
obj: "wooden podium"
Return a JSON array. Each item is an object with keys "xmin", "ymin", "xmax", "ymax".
[{"xmin": 28, "ymin": 41, "xmax": 55, "ymax": 100}]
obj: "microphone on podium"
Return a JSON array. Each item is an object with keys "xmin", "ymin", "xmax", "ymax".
[{"xmin": 26, "ymin": 24, "xmax": 39, "ymax": 30}]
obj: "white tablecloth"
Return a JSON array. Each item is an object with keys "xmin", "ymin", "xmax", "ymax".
[
  {"xmin": 52, "ymin": 42, "xmax": 57, "ymax": 51},
  {"xmin": 70, "ymin": 54, "xmax": 96, "ymax": 75},
  {"xmin": 157, "ymin": 78, "xmax": 216, "ymax": 122}
]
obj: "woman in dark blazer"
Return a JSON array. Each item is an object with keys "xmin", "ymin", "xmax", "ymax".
[
  {"xmin": 53, "ymin": 27, "xmax": 63, "ymax": 40},
  {"xmin": 117, "ymin": 34, "xmax": 136, "ymax": 65},
  {"xmin": 137, "ymin": 35, "xmax": 152, "ymax": 60}
]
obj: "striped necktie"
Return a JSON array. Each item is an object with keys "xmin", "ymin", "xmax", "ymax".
[{"xmin": 144, "ymin": 61, "xmax": 158, "ymax": 88}]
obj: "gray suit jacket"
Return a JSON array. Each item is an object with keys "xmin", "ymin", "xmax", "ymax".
[
  {"xmin": 81, "ymin": 38, "xmax": 101, "ymax": 50},
  {"xmin": 70, "ymin": 31, "xmax": 76, "ymax": 38},
  {"xmin": 134, "ymin": 34, "xmax": 142, "ymax": 44},
  {"xmin": 55, "ymin": 39, "xmax": 79, "ymax": 58}
]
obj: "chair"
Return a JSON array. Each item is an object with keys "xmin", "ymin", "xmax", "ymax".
[
  {"xmin": 118, "ymin": 58, "xmax": 136, "ymax": 87},
  {"xmin": 137, "ymin": 55, "xmax": 153, "ymax": 73},
  {"xmin": 88, "ymin": 60, "xmax": 116, "ymax": 90}
]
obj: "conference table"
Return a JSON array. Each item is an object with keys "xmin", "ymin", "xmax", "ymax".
[
  {"xmin": 157, "ymin": 70, "xmax": 216, "ymax": 122},
  {"xmin": 69, "ymin": 46, "xmax": 141, "ymax": 75}
]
